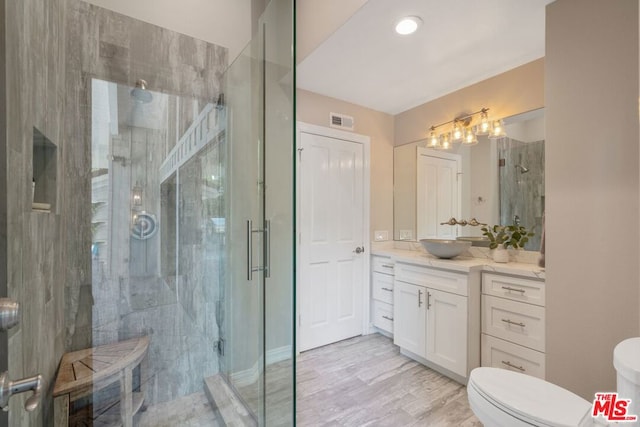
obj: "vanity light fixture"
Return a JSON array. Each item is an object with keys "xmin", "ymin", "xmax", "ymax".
[
  {"xmin": 477, "ymin": 109, "xmax": 491, "ymax": 135},
  {"xmin": 395, "ymin": 16, "xmax": 422, "ymax": 35},
  {"xmin": 488, "ymin": 119, "xmax": 507, "ymax": 139},
  {"xmin": 464, "ymin": 127, "xmax": 478, "ymax": 145},
  {"xmin": 426, "ymin": 107, "xmax": 506, "ymax": 149}
]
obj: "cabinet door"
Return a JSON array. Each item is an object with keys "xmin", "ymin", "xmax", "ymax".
[
  {"xmin": 393, "ymin": 281, "xmax": 426, "ymax": 357},
  {"xmin": 426, "ymin": 288, "xmax": 467, "ymax": 377}
]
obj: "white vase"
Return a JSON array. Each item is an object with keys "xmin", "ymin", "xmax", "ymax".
[{"xmin": 493, "ymin": 247, "xmax": 509, "ymax": 263}]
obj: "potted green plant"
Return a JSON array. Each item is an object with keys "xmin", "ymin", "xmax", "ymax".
[{"xmin": 481, "ymin": 224, "xmax": 535, "ymax": 263}]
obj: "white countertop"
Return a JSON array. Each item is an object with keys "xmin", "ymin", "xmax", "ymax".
[{"xmin": 371, "ymin": 247, "xmax": 545, "ymax": 280}]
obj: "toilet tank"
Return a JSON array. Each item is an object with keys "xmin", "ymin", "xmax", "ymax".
[{"xmin": 614, "ymin": 337, "xmax": 640, "ymax": 424}]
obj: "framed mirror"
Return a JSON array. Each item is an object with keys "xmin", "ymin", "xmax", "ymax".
[{"xmin": 393, "ymin": 108, "xmax": 544, "ymax": 251}]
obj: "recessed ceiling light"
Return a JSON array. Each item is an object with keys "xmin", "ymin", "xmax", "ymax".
[{"xmin": 395, "ymin": 16, "xmax": 422, "ymax": 35}]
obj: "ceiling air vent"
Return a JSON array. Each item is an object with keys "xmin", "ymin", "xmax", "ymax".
[{"xmin": 329, "ymin": 112, "xmax": 354, "ymax": 131}]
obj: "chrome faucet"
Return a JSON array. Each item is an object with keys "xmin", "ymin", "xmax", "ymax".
[
  {"xmin": 0, "ymin": 372, "xmax": 43, "ymax": 412},
  {"xmin": 440, "ymin": 217, "xmax": 486, "ymax": 226}
]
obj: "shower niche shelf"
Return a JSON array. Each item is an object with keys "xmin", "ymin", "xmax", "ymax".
[{"xmin": 32, "ymin": 127, "xmax": 57, "ymax": 213}]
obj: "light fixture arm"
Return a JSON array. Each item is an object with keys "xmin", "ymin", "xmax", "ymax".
[{"xmin": 429, "ymin": 107, "xmax": 490, "ymax": 131}]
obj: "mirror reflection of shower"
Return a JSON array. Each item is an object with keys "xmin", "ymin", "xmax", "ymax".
[{"xmin": 499, "ymin": 109, "xmax": 545, "ymax": 250}]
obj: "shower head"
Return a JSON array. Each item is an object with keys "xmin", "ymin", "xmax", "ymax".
[
  {"xmin": 515, "ymin": 164, "xmax": 529, "ymax": 174},
  {"xmin": 131, "ymin": 79, "xmax": 152, "ymax": 104}
]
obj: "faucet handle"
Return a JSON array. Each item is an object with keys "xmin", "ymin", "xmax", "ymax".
[
  {"xmin": 0, "ymin": 372, "xmax": 43, "ymax": 412},
  {"xmin": 440, "ymin": 217, "xmax": 458, "ymax": 226},
  {"xmin": 468, "ymin": 218, "xmax": 487, "ymax": 226}
]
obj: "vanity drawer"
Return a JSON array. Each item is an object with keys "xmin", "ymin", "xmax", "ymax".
[
  {"xmin": 482, "ymin": 295, "xmax": 545, "ymax": 352},
  {"xmin": 372, "ymin": 256, "xmax": 395, "ymax": 275},
  {"xmin": 482, "ymin": 273, "xmax": 545, "ymax": 307},
  {"xmin": 395, "ymin": 262, "xmax": 467, "ymax": 296},
  {"xmin": 372, "ymin": 272, "xmax": 394, "ymax": 304},
  {"xmin": 372, "ymin": 300, "xmax": 394, "ymax": 334},
  {"xmin": 482, "ymin": 334, "xmax": 545, "ymax": 379}
]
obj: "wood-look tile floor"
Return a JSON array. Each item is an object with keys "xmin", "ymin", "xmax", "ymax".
[{"xmin": 296, "ymin": 334, "xmax": 482, "ymax": 427}]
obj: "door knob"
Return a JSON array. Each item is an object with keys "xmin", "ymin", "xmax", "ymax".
[
  {"xmin": 0, "ymin": 298, "xmax": 19, "ymax": 331},
  {"xmin": 0, "ymin": 372, "xmax": 43, "ymax": 412},
  {"xmin": 353, "ymin": 246, "xmax": 365, "ymax": 254}
]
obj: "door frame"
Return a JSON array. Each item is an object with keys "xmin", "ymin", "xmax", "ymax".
[{"xmin": 295, "ymin": 121, "xmax": 371, "ymax": 354}]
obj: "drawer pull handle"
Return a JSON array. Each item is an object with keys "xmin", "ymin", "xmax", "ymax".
[
  {"xmin": 381, "ymin": 287, "xmax": 393, "ymax": 292},
  {"xmin": 381, "ymin": 264, "xmax": 394, "ymax": 268},
  {"xmin": 501, "ymin": 286, "xmax": 525, "ymax": 294},
  {"xmin": 418, "ymin": 289, "xmax": 423, "ymax": 307},
  {"xmin": 501, "ymin": 360, "xmax": 525, "ymax": 372},
  {"xmin": 427, "ymin": 291, "xmax": 432, "ymax": 309},
  {"xmin": 382, "ymin": 315, "xmax": 394, "ymax": 321},
  {"xmin": 501, "ymin": 318, "xmax": 526, "ymax": 327}
]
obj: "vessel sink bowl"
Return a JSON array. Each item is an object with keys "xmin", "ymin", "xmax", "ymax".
[
  {"xmin": 456, "ymin": 236, "xmax": 491, "ymax": 248},
  {"xmin": 420, "ymin": 239, "xmax": 472, "ymax": 259}
]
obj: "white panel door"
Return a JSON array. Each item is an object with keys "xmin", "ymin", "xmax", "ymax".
[
  {"xmin": 393, "ymin": 281, "xmax": 427, "ymax": 358},
  {"xmin": 426, "ymin": 288, "xmax": 467, "ymax": 376},
  {"xmin": 417, "ymin": 150, "xmax": 461, "ymax": 240},
  {"xmin": 299, "ymin": 131, "xmax": 365, "ymax": 351}
]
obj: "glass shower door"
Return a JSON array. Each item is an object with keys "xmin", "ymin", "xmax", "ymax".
[{"xmin": 224, "ymin": 0, "xmax": 294, "ymax": 424}]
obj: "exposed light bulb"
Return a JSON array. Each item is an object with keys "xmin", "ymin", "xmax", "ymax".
[
  {"xmin": 452, "ymin": 121, "xmax": 463, "ymax": 141},
  {"xmin": 477, "ymin": 110, "xmax": 490, "ymax": 135},
  {"xmin": 428, "ymin": 128, "xmax": 439, "ymax": 147},
  {"xmin": 463, "ymin": 127, "xmax": 478, "ymax": 145},
  {"xmin": 440, "ymin": 133, "xmax": 452, "ymax": 150},
  {"xmin": 489, "ymin": 119, "xmax": 506, "ymax": 139}
]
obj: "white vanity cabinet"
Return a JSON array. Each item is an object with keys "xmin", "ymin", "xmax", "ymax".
[
  {"xmin": 393, "ymin": 261, "xmax": 480, "ymax": 380},
  {"xmin": 371, "ymin": 255, "xmax": 395, "ymax": 334},
  {"xmin": 481, "ymin": 272, "xmax": 546, "ymax": 379},
  {"xmin": 393, "ymin": 281, "xmax": 426, "ymax": 355}
]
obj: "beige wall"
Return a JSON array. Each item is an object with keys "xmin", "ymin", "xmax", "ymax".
[
  {"xmin": 297, "ymin": 89, "xmax": 394, "ymax": 241},
  {"xmin": 394, "ymin": 59, "xmax": 545, "ymax": 146},
  {"xmin": 546, "ymin": 0, "xmax": 639, "ymax": 400},
  {"xmin": 296, "ymin": 0, "xmax": 369, "ymax": 62}
]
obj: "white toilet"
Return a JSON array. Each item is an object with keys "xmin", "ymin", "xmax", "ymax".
[{"xmin": 467, "ymin": 337, "xmax": 640, "ymax": 427}]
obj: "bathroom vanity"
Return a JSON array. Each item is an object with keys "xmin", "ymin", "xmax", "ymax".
[{"xmin": 370, "ymin": 248, "xmax": 545, "ymax": 384}]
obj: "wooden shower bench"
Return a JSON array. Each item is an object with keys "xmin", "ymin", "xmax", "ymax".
[{"xmin": 53, "ymin": 336, "xmax": 150, "ymax": 427}]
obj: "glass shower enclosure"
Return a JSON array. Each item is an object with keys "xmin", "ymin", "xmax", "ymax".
[{"xmin": 89, "ymin": 4, "xmax": 294, "ymax": 426}]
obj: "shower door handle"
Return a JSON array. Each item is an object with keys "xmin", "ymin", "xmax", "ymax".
[
  {"xmin": 247, "ymin": 220, "xmax": 253, "ymax": 280},
  {"xmin": 264, "ymin": 220, "xmax": 271, "ymax": 278},
  {"xmin": 247, "ymin": 220, "xmax": 269, "ymax": 281}
]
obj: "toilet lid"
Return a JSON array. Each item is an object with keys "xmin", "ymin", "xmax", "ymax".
[{"xmin": 469, "ymin": 367, "xmax": 592, "ymax": 427}]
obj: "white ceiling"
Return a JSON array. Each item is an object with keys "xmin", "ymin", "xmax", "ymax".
[{"xmin": 297, "ymin": 0, "xmax": 554, "ymax": 115}]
